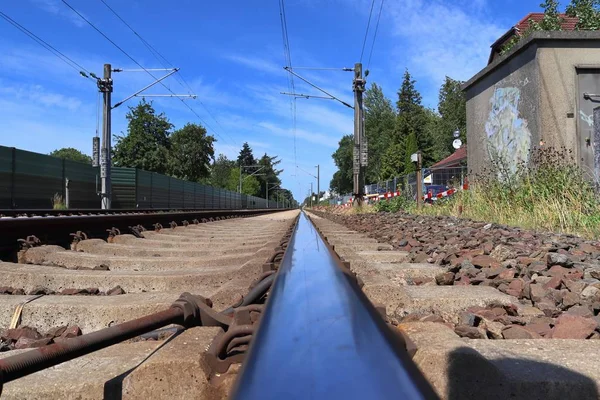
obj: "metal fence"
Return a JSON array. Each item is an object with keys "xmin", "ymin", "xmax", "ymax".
[
  {"xmin": 330, "ymin": 166, "xmax": 468, "ymax": 204},
  {"xmin": 0, "ymin": 145, "xmax": 285, "ymax": 210}
]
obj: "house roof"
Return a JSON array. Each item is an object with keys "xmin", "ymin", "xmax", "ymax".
[
  {"xmin": 431, "ymin": 147, "xmax": 467, "ymax": 168},
  {"xmin": 488, "ymin": 13, "xmax": 579, "ymax": 64},
  {"xmin": 515, "ymin": 13, "xmax": 578, "ymax": 32}
]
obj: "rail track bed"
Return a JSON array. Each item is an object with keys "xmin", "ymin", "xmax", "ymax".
[
  {"xmin": 4, "ymin": 207, "xmax": 600, "ymax": 399},
  {"xmin": 307, "ymin": 210, "xmax": 600, "ymax": 399},
  {"xmin": 0, "ymin": 210, "xmax": 299, "ymax": 399}
]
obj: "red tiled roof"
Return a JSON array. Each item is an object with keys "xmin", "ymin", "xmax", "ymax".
[
  {"xmin": 515, "ymin": 13, "xmax": 578, "ymax": 34},
  {"xmin": 431, "ymin": 147, "xmax": 467, "ymax": 168}
]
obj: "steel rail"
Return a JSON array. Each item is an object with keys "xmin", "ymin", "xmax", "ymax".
[
  {"xmin": 230, "ymin": 212, "xmax": 438, "ymax": 399},
  {"xmin": 0, "ymin": 209, "xmax": 286, "ymax": 259}
]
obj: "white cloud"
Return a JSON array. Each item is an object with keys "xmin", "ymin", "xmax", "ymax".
[
  {"xmin": 31, "ymin": 0, "xmax": 87, "ymax": 28},
  {"xmin": 258, "ymin": 122, "xmax": 339, "ymax": 148},
  {"xmin": 386, "ymin": 0, "xmax": 504, "ymax": 84},
  {"xmin": 0, "ymin": 82, "xmax": 82, "ymax": 111},
  {"xmin": 223, "ymin": 54, "xmax": 284, "ymax": 76}
]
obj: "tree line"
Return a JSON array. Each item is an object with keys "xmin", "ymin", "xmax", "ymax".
[
  {"xmin": 330, "ymin": 71, "xmax": 466, "ymax": 195},
  {"xmin": 49, "ymin": 99, "xmax": 295, "ymax": 205}
]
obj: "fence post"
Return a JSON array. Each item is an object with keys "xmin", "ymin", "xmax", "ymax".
[
  {"xmin": 10, "ymin": 147, "xmax": 16, "ymax": 208},
  {"xmin": 62, "ymin": 158, "xmax": 66, "ymax": 201},
  {"xmin": 65, "ymin": 178, "xmax": 70, "ymax": 209}
]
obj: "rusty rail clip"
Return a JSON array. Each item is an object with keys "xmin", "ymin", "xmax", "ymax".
[
  {"xmin": 206, "ymin": 325, "xmax": 255, "ymax": 374},
  {"xmin": 17, "ymin": 235, "xmax": 41, "ymax": 250}
]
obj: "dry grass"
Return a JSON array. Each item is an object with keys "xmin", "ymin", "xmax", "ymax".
[{"xmin": 51, "ymin": 193, "xmax": 67, "ymax": 210}]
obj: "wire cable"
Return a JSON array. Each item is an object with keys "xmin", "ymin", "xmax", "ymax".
[
  {"xmin": 0, "ymin": 11, "xmax": 94, "ymax": 79},
  {"xmin": 367, "ymin": 0, "xmax": 385, "ymax": 71},
  {"xmin": 359, "ymin": 0, "xmax": 376, "ymax": 63},
  {"xmin": 97, "ymin": 0, "xmax": 237, "ymax": 146},
  {"xmin": 279, "ymin": 0, "xmax": 298, "ymax": 182},
  {"xmin": 61, "ymin": 0, "xmax": 236, "ymax": 146}
]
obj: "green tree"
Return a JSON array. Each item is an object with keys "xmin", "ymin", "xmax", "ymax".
[
  {"xmin": 210, "ymin": 154, "xmax": 235, "ymax": 188},
  {"xmin": 113, "ymin": 100, "xmax": 173, "ymax": 174},
  {"xmin": 237, "ymin": 142, "xmax": 256, "ymax": 167},
  {"xmin": 433, "ymin": 76, "xmax": 467, "ymax": 161},
  {"xmin": 257, "ymin": 153, "xmax": 283, "ymax": 199},
  {"xmin": 379, "ymin": 142, "xmax": 405, "ymax": 180},
  {"xmin": 536, "ymin": 0, "xmax": 564, "ymax": 30},
  {"xmin": 567, "ymin": 0, "xmax": 600, "ymax": 29},
  {"xmin": 49, "ymin": 147, "xmax": 92, "ymax": 164},
  {"xmin": 403, "ymin": 132, "xmax": 419, "ymax": 174},
  {"xmin": 364, "ymin": 83, "xmax": 396, "ymax": 182},
  {"xmin": 227, "ymin": 167, "xmax": 260, "ymax": 195},
  {"xmin": 168, "ymin": 123, "xmax": 215, "ymax": 182},
  {"xmin": 330, "ymin": 135, "xmax": 354, "ymax": 194},
  {"xmin": 396, "ymin": 70, "xmax": 434, "ymax": 166}
]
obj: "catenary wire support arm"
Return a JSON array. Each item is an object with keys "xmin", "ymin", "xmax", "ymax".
[
  {"xmin": 283, "ymin": 67, "xmax": 353, "ymax": 109},
  {"xmin": 289, "ymin": 67, "xmax": 354, "ymax": 71},
  {"xmin": 280, "ymin": 92, "xmax": 336, "ymax": 100},
  {"xmin": 113, "ymin": 68, "xmax": 183, "ymax": 108},
  {"xmin": 135, "ymin": 94, "xmax": 197, "ymax": 99}
]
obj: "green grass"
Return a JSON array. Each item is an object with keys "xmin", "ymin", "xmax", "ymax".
[
  {"xmin": 51, "ymin": 193, "xmax": 67, "ymax": 210},
  {"xmin": 411, "ymin": 148, "xmax": 600, "ymax": 239}
]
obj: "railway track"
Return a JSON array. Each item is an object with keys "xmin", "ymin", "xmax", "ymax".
[
  {"xmin": 0, "ymin": 209, "xmax": 299, "ymax": 399},
  {"xmin": 0, "ymin": 208, "xmax": 279, "ymax": 259},
  {"xmin": 307, "ymin": 210, "xmax": 600, "ymax": 399},
  {"xmin": 3, "ymin": 206, "xmax": 598, "ymax": 398}
]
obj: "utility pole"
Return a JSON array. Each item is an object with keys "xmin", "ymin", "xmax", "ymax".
[
  {"xmin": 96, "ymin": 66, "xmax": 193, "ymax": 209},
  {"xmin": 413, "ymin": 152, "xmax": 423, "ymax": 210},
  {"xmin": 352, "ymin": 62, "xmax": 367, "ymax": 206},
  {"xmin": 316, "ymin": 164, "xmax": 320, "ymax": 205},
  {"xmin": 98, "ymin": 64, "xmax": 113, "ymax": 209},
  {"xmin": 310, "ymin": 182, "xmax": 313, "ymax": 208}
]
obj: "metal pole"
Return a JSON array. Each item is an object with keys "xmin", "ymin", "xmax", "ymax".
[
  {"xmin": 352, "ymin": 63, "xmax": 366, "ymax": 206},
  {"xmin": 266, "ymin": 184, "xmax": 269, "ymax": 208},
  {"xmin": 239, "ymin": 167, "xmax": 242, "ymax": 193},
  {"xmin": 316, "ymin": 164, "xmax": 320, "ymax": 205},
  {"xmin": 98, "ymin": 64, "xmax": 113, "ymax": 209},
  {"xmin": 65, "ymin": 178, "xmax": 70, "ymax": 209},
  {"xmin": 416, "ymin": 153, "xmax": 423, "ymax": 210}
]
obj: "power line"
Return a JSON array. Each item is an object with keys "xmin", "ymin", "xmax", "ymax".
[
  {"xmin": 359, "ymin": 0, "xmax": 376, "ymax": 63},
  {"xmin": 367, "ymin": 0, "xmax": 385, "ymax": 71},
  {"xmin": 279, "ymin": 0, "xmax": 298, "ymax": 179},
  {"xmin": 61, "ymin": 0, "xmax": 235, "ymax": 147},
  {"xmin": 98, "ymin": 0, "xmax": 238, "ymax": 147},
  {"xmin": 0, "ymin": 11, "xmax": 95, "ymax": 79}
]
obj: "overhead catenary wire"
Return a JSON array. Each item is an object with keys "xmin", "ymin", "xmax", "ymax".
[
  {"xmin": 359, "ymin": 0, "xmax": 376, "ymax": 63},
  {"xmin": 0, "ymin": 11, "xmax": 95, "ymax": 79},
  {"xmin": 279, "ymin": 0, "xmax": 298, "ymax": 180},
  {"xmin": 61, "ymin": 0, "xmax": 236, "ymax": 147},
  {"xmin": 366, "ymin": 0, "xmax": 385, "ymax": 71},
  {"xmin": 98, "ymin": 0, "xmax": 237, "ymax": 146}
]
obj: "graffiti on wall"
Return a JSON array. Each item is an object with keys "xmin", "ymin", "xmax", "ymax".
[{"xmin": 484, "ymin": 87, "xmax": 532, "ymax": 179}]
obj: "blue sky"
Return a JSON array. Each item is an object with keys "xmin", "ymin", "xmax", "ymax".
[{"xmin": 1, "ymin": 0, "xmax": 548, "ymax": 201}]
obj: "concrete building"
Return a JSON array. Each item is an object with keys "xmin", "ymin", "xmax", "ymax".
[{"xmin": 463, "ymin": 31, "xmax": 600, "ymax": 180}]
